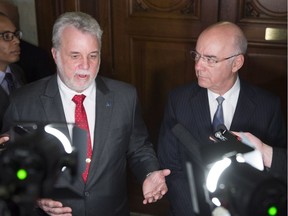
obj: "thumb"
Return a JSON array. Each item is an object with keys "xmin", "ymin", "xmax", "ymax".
[{"xmin": 161, "ymin": 169, "xmax": 171, "ymax": 176}]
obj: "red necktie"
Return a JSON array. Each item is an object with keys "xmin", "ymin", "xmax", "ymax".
[{"xmin": 72, "ymin": 94, "xmax": 92, "ymax": 183}]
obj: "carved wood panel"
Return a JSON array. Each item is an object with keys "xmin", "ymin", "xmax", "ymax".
[
  {"xmin": 239, "ymin": 0, "xmax": 287, "ymax": 120},
  {"xmin": 111, "ymin": 0, "xmax": 218, "ymax": 145}
]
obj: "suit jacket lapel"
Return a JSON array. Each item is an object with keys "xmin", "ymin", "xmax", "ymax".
[
  {"xmin": 190, "ymin": 88, "xmax": 211, "ymax": 128},
  {"xmin": 40, "ymin": 75, "xmax": 67, "ymax": 125},
  {"xmin": 231, "ymin": 82, "xmax": 256, "ymax": 131},
  {"xmin": 189, "ymin": 87, "xmax": 214, "ymax": 143},
  {"xmin": 87, "ymin": 76, "xmax": 114, "ymax": 183},
  {"xmin": 10, "ymin": 63, "xmax": 26, "ymax": 87}
]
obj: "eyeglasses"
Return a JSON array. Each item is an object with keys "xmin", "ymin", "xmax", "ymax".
[
  {"xmin": 190, "ymin": 50, "xmax": 241, "ymax": 67},
  {"xmin": 0, "ymin": 30, "xmax": 23, "ymax": 41}
]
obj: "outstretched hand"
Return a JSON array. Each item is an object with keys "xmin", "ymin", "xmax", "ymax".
[
  {"xmin": 142, "ymin": 169, "xmax": 171, "ymax": 204},
  {"xmin": 37, "ymin": 198, "xmax": 72, "ymax": 216}
]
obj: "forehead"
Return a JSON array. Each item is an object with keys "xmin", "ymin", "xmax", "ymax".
[
  {"xmin": 0, "ymin": 15, "xmax": 15, "ymax": 31},
  {"xmin": 196, "ymin": 26, "xmax": 234, "ymax": 54},
  {"xmin": 60, "ymin": 26, "xmax": 99, "ymax": 50}
]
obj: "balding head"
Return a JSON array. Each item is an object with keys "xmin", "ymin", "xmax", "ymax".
[
  {"xmin": 0, "ymin": 1, "xmax": 19, "ymax": 29},
  {"xmin": 198, "ymin": 21, "xmax": 247, "ymax": 55}
]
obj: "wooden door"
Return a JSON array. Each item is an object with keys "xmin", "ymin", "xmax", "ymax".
[
  {"xmin": 110, "ymin": 0, "xmax": 219, "ymax": 145},
  {"xmin": 220, "ymin": 0, "xmax": 287, "ymax": 121}
]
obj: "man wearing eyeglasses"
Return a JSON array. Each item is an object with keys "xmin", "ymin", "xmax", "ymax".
[
  {"xmin": 0, "ymin": 1, "xmax": 55, "ymax": 83},
  {"xmin": 0, "ymin": 12, "xmax": 25, "ymax": 130},
  {"xmin": 157, "ymin": 21, "xmax": 286, "ymax": 216}
]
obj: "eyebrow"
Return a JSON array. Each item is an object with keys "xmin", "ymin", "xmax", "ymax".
[
  {"xmin": 203, "ymin": 54, "xmax": 217, "ymax": 58},
  {"xmin": 195, "ymin": 50, "xmax": 217, "ymax": 58}
]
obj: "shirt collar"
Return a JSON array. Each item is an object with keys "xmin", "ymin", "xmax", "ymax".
[
  {"xmin": 57, "ymin": 75, "xmax": 96, "ymax": 102},
  {"xmin": 208, "ymin": 76, "xmax": 240, "ymax": 101},
  {"xmin": 0, "ymin": 66, "xmax": 12, "ymax": 83}
]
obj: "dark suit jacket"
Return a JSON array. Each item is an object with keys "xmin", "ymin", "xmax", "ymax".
[
  {"xmin": 17, "ymin": 40, "xmax": 55, "ymax": 83},
  {"xmin": 2, "ymin": 75, "xmax": 160, "ymax": 216},
  {"xmin": 157, "ymin": 79, "xmax": 287, "ymax": 216},
  {"xmin": 0, "ymin": 64, "xmax": 25, "ymax": 131}
]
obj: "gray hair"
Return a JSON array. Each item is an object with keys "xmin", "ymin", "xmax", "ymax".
[
  {"xmin": 234, "ymin": 31, "xmax": 248, "ymax": 54},
  {"xmin": 52, "ymin": 11, "xmax": 103, "ymax": 50}
]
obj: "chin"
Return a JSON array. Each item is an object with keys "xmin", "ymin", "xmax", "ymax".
[{"xmin": 198, "ymin": 80, "xmax": 209, "ymax": 88}]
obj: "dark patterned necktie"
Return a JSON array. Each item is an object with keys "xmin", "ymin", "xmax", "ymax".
[
  {"xmin": 212, "ymin": 96, "xmax": 225, "ymax": 131},
  {"xmin": 72, "ymin": 94, "xmax": 92, "ymax": 183},
  {"xmin": 4, "ymin": 73, "xmax": 15, "ymax": 94}
]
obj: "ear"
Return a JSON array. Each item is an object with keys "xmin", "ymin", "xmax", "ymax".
[
  {"xmin": 51, "ymin": 48, "xmax": 57, "ymax": 62},
  {"xmin": 232, "ymin": 54, "xmax": 244, "ymax": 73}
]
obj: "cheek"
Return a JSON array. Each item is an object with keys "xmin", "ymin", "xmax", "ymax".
[
  {"xmin": 0, "ymin": 45, "xmax": 9, "ymax": 56},
  {"xmin": 208, "ymin": 68, "xmax": 225, "ymax": 82},
  {"xmin": 90, "ymin": 59, "xmax": 101, "ymax": 72}
]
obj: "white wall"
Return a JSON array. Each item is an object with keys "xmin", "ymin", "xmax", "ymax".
[{"xmin": 8, "ymin": 0, "xmax": 38, "ymax": 45}]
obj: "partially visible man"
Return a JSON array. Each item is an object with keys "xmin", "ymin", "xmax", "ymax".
[
  {"xmin": 157, "ymin": 21, "xmax": 286, "ymax": 216},
  {"xmin": 0, "ymin": 1, "xmax": 55, "ymax": 83},
  {"xmin": 0, "ymin": 12, "xmax": 25, "ymax": 131},
  {"xmin": 1, "ymin": 12, "xmax": 170, "ymax": 216}
]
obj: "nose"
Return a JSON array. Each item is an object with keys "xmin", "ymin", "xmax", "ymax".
[
  {"xmin": 194, "ymin": 57, "xmax": 204, "ymax": 70},
  {"xmin": 81, "ymin": 57, "xmax": 90, "ymax": 70},
  {"xmin": 12, "ymin": 36, "xmax": 20, "ymax": 44}
]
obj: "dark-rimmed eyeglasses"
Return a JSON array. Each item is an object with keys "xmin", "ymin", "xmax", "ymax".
[
  {"xmin": 190, "ymin": 50, "xmax": 241, "ymax": 67},
  {"xmin": 0, "ymin": 30, "xmax": 23, "ymax": 42}
]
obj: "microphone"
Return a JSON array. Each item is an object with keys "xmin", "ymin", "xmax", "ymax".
[
  {"xmin": 171, "ymin": 123, "xmax": 203, "ymax": 167},
  {"xmin": 216, "ymin": 124, "xmax": 227, "ymax": 132},
  {"xmin": 214, "ymin": 124, "xmax": 228, "ymax": 141},
  {"xmin": 172, "ymin": 123, "xmax": 211, "ymax": 215}
]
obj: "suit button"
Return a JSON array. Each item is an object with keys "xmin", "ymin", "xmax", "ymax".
[{"xmin": 84, "ymin": 191, "xmax": 90, "ymax": 197}]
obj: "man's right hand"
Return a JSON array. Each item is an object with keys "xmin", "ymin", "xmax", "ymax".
[
  {"xmin": 37, "ymin": 198, "xmax": 72, "ymax": 216},
  {"xmin": 0, "ymin": 135, "xmax": 9, "ymax": 143},
  {"xmin": 0, "ymin": 135, "xmax": 9, "ymax": 149}
]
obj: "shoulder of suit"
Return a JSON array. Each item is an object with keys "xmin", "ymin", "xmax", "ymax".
[
  {"xmin": 240, "ymin": 79, "xmax": 279, "ymax": 100},
  {"xmin": 9, "ymin": 63, "xmax": 25, "ymax": 77},
  {"xmin": 169, "ymin": 82, "xmax": 202, "ymax": 97},
  {"xmin": 97, "ymin": 75, "xmax": 136, "ymax": 92}
]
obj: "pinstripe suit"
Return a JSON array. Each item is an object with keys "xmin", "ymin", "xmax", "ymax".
[
  {"xmin": 2, "ymin": 74, "xmax": 160, "ymax": 216},
  {"xmin": 157, "ymin": 79, "xmax": 286, "ymax": 216}
]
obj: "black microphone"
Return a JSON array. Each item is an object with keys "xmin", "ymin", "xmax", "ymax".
[
  {"xmin": 216, "ymin": 124, "xmax": 227, "ymax": 132},
  {"xmin": 171, "ymin": 123, "xmax": 203, "ymax": 167},
  {"xmin": 214, "ymin": 124, "xmax": 228, "ymax": 141}
]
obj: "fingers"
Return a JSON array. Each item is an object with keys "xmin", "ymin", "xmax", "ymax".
[
  {"xmin": 37, "ymin": 199, "xmax": 72, "ymax": 216},
  {"xmin": 143, "ymin": 184, "xmax": 168, "ymax": 205},
  {"xmin": 143, "ymin": 192, "xmax": 163, "ymax": 204}
]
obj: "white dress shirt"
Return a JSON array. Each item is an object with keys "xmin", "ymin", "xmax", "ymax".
[{"xmin": 208, "ymin": 76, "xmax": 240, "ymax": 130}]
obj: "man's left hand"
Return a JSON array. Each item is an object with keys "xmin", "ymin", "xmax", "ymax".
[{"xmin": 142, "ymin": 169, "xmax": 171, "ymax": 204}]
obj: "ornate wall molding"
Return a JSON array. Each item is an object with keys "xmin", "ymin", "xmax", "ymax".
[
  {"xmin": 245, "ymin": 0, "xmax": 287, "ymax": 18},
  {"xmin": 134, "ymin": 0, "xmax": 196, "ymax": 15}
]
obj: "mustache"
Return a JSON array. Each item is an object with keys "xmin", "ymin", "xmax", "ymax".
[{"xmin": 75, "ymin": 69, "xmax": 90, "ymax": 75}]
